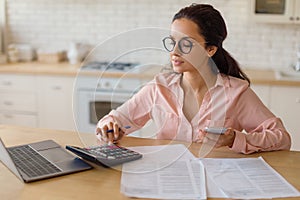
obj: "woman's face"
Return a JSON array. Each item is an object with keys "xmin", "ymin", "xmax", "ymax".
[{"xmin": 169, "ymin": 18, "xmax": 212, "ymax": 74}]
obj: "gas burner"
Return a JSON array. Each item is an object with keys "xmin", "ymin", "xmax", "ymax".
[{"xmin": 81, "ymin": 61, "xmax": 139, "ymax": 72}]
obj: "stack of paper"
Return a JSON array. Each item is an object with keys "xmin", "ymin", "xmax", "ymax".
[
  {"xmin": 121, "ymin": 144, "xmax": 206, "ymax": 199},
  {"xmin": 202, "ymin": 157, "xmax": 300, "ymax": 199},
  {"xmin": 121, "ymin": 145, "xmax": 300, "ymax": 199}
]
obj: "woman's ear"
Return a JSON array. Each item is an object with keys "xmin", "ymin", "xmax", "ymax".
[{"xmin": 206, "ymin": 45, "xmax": 218, "ymax": 57}]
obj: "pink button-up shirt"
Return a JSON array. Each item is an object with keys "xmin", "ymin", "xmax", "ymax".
[{"xmin": 97, "ymin": 72, "xmax": 291, "ymax": 154}]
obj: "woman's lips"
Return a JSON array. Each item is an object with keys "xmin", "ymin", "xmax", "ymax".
[{"xmin": 172, "ymin": 59, "xmax": 184, "ymax": 66}]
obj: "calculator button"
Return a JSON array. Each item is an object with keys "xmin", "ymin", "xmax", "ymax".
[
  {"xmin": 98, "ymin": 153, "xmax": 107, "ymax": 157},
  {"xmin": 81, "ymin": 144, "xmax": 142, "ymax": 166}
]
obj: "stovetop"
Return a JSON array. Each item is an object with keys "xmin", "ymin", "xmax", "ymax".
[{"xmin": 81, "ymin": 61, "xmax": 139, "ymax": 72}]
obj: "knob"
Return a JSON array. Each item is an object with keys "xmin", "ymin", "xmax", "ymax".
[
  {"xmin": 296, "ymin": 17, "xmax": 300, "ymax": 21},
  {"xmin": 290, "ymin": 16, "xmax": 294, "ymax": 21},
  {"xmin": 104, "ymin": 82, "xmax": 110, "ymax": 88}
]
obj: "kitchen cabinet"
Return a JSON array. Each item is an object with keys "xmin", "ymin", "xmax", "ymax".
[
  {"xmin": 251, "ymin": 84, "xmax": 270, "ymax": 107},
  {"xmin": 269, "ymin": 85, "xmax": 300, "ymax": 151},
  {"xmin": 250, "ymin": 0, "xmax": 300, "ymax": 24},
  {"xmin": 251, "ymin": 84, "xmax": 300, "ymax": 150},
  {"xmin": 37, "ymin": 76, "xmax": 76, "ymax": 131},
  {"xmin": 0, "ymin": 74, "xmax": 38, "ymax": 127}
]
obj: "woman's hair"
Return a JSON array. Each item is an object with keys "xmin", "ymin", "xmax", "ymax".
[{"xmin": 173, "ymin": 4, "xmax": 250, "ymax": 84}]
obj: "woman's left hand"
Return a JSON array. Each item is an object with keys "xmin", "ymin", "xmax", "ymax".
[
  {"xmin": 197, "ymin": 128, "xmax": 236, "ymax": 148},
  {"xmin": 214, "ymin": 128, "xmax": 236, "ymax": 148}
]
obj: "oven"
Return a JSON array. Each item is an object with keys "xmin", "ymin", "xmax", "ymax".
[
  {"xmin": 74, "ymin": 61, "xmax": 158, "ymax": 139},
  {"xmin": 74, "ymin": 74, "xmax": 141, "ymax": 135},
  {"xmin": 76, "ymin": 89, "xmax": 135, "ymax": 134}
]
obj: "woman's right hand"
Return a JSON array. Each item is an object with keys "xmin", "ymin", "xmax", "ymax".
[{"xmin": 95, "ymin": 122, "xmax": 125, "ymax": 144}]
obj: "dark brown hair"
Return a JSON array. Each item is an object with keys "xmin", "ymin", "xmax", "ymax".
[{"xmin": 173, "ymin": 4, "xmax": 250, "ymax": 84}]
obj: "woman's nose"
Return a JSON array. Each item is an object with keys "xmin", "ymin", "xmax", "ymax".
[{"xmin": 171, "ymin": 43, "xmax": 181, "ymax": 56}]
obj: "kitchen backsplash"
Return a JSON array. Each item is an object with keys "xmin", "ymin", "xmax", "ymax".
[{"xmin": 5, "ymin": 0, "xmax": 300, "ymax": 69}]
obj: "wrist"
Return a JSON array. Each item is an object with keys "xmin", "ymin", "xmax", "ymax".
[{"xmin": 228, "ymin": 130, "xmax": 236, "ymax": 148}]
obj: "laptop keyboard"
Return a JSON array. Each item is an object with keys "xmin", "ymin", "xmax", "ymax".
[{"xmin": 8, "ymin": 145, "xmax": 62, "ymax": 178}]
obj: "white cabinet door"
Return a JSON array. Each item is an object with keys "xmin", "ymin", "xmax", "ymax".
[
  {"xmin": 37, "ymin": 76, "xmax": 76, "ymax": 131},
  {"xmin": 251, "ymin": 84, "xmax": 270, "ymax": 108},
  {"xmin": 0, "ymin": 93, "xmax": 36, "ymax": 112},
  {"xmin": 0, "ymin": 74, "xmax": 37, "ymax": 127},
  {"xmin": 270, "ymin": 86, "xmax": 300, "ymax": 151},
  {"xmin": 0, "ymin": 113, "xmax": 37, "ymax": 127},
  {"xmin": 0, "ymin": 74, "xmax": 36, "ymax": 92}
]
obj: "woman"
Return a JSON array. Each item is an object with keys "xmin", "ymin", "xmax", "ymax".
[{"xmin": 96, "ymin": 4, "xmax": 291, "ymax": 154}]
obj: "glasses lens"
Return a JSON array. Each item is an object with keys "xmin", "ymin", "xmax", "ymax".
[
  {"xmin": 179, "ymin": 38, "xmax": 193, "ymax": 54},
  {"xmin": 163, "ymin": 37, "xmax": 175, "ymax": 52}
]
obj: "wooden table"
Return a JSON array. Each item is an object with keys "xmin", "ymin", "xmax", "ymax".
[{"xmin": 0, "ymin": 125, "xmax": 299, "ymax": 200}]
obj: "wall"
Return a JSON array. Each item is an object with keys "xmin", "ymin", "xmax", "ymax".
[{"xmin": 5, "ymin": 0, "xmax": 300, "ymax": 69}]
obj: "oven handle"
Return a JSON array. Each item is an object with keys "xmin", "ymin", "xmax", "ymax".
[{"xmin": 83, "ymin": 90, "xmax": 134, "ymax": 103}]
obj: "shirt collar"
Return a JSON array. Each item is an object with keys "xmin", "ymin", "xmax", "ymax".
[
  {"xmin": 166, "ymin": 72, "xmax": 231, "ymax": 88},
  {"xmin": 213, "ymin": 73, "xmax": 232, "ymax": 88},
  {"xmin": 167, "ymin": 73, "xmax": 182, "ymax": 86}
]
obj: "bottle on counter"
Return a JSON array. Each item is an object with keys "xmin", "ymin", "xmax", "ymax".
[
  {"xmin": 67, "ymin": 42, "xmax": 91, "ymax": 65},
  {"xmin": 67, "ymin": 42, "xmax": 80, "ymax": 65},
  {"xmin": 296, "ymin": 45, "xmax": 300, "ymax": 71}
]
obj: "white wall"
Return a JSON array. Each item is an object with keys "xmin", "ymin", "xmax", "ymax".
[{"xmin": 5, "ymin": 0, "xmax": 300, "ymax": 70}]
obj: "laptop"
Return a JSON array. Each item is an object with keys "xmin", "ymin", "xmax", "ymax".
[{"xmin": 0, "ymin": 138, "xmax": 92, "ymax": 183}]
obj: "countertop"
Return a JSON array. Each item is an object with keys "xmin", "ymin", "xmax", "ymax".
[
  {"xmin": 0, "ymin": 61, "xmax": 156, "ymax": 79},
  {"xmin": 0, "ymin": 62, "xmax": 300, "ymax": 86},
  {"xmin": 244, "ymin": 68, "xmax": 300, "ymax": 87}
]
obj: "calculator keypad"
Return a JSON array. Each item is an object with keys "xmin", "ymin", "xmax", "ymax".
[{"xmin": 84, "ymin": 144, "xmax": 142, "ymax": 166}]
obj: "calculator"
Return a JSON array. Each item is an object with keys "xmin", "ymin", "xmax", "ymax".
[{"xmin": 65, "ymin": 144, "xmax": 143, "ymax": 167}]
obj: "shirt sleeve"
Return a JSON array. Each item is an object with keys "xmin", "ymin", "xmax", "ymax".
[
  {"xmin": 230, "ymin": 87, "xmax": 291, "ymax": 154},
  {"xmin": 97, "ymin": 81, "xmax": 156, "ymax": 134}
]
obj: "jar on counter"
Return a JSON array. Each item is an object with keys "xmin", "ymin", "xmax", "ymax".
[
  {"xmin": 7, "ymin": 44, "xmax": 19, "ymax": 62},
  {"xmin": 67, "ymin": 42, "xmax": 80, "ymax": 65},
  {"xmin": 8, "ymin": 44, "xmax": 35, "ymax": 63}
]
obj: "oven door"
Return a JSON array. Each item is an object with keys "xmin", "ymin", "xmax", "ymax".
[{"xmin": 76, "ymin": 90, "xmax": 133, "ymax": 134}]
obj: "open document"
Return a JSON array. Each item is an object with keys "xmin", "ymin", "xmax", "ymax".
[
  {"xmin": 201, "ymin": 157, "xmax": 300, "ymax": 199},
  {"xmin": 121, "ymin": 144, "xmax": 206, "ymax": 200},
  {"xmin": 121, "ymin": 145, "xmax": 300, "ymax": 200}
]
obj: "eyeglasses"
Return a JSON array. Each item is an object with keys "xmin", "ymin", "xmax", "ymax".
[{"xmin": 162, "ymin": 36, "xmax": 195, "ymax": 54}]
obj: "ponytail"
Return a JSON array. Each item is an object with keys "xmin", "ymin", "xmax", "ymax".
[{"xmin": 212, "ymin": 47, "xmax": 250, "ymax": 85}]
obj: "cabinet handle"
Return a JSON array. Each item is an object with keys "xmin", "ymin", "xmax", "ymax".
[
  {"xmin": 296, "ymin": 17, "xmax": 300, "ymax": 21},
  {"xmin": 52, "ymin": 86, "xmax": 62, "ymax": 90},
  {"xmin": 289, "ymin": 16, "xmax": 294, "ymax": 21},
  {"xmin": 4, "ymin": 114, "xmax": 13, "ymax": 118},
  {"xmin": 4, "ymin": 101, "xmax": 13, "ymax": 106},
  {"xmin": 2, "ymin": 81, "xmax": 12, "ymax": 86}
]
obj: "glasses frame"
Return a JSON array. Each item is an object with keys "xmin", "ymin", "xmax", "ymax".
[{"xmin": 162, "ymin": 36, "xmax": 195, "ymax": 54}]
